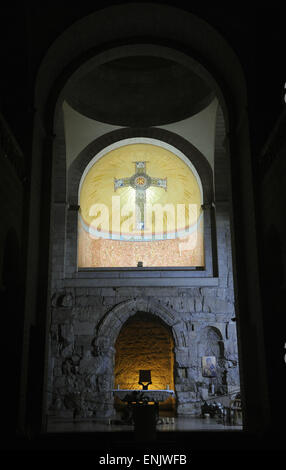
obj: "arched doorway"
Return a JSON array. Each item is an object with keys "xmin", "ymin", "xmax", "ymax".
[{"xmin": 114, "ymin": 312, "xmax": 176, "ymax": 415}]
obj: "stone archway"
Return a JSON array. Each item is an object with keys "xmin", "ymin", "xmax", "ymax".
[
  {"xmin": 94, "ymin": 298, "xmax": 188, "ymax": 352},
  {"xmin": 198, "ymin": 326, "xmax": 225, "ymax": 395},
  {"xmin": 92, "ymin": 298, "xmax": 190, "ymax": 417},
  {"xmin": 114, "ymin": 312, "xmax": 176, "ymax": 414}
]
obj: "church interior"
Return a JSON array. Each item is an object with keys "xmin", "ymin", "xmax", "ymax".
[{"xmin": 0, "ymin": 2, "xmax": 285, "ymax": 457}]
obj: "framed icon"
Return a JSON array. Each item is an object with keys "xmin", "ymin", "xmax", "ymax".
[{"xmin": 202, "ymin": 356, "xmax": 217, "ymax": 378}]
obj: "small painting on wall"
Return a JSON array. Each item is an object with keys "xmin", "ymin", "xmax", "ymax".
[{"xmin": 202, "ymin": 356, "xmax": 217, "ymax": 378}]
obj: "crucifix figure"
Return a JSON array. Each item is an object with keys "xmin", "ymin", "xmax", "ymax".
[{"xmin": 114, "ymin": 161, "xmax": 167, "ymax": 230}]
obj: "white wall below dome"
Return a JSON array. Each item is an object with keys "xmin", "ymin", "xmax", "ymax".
[
  {"xmin": 63, "ymin": 98, "xmax": 218, "ymax": 170},
  {"xmin": 159, "ymin": 98, "xmax": 218, "ymax": 170}
]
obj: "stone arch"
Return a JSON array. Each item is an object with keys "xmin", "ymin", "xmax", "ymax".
[
  {"xmin": 34, "ymin": 4, "xmax": 248, "ymax": 132},
  {"xmin": 198, "ymin": 325, "xmax": 224, "ymax": 358},
  {"xmin": 92, "ymin": 298, "xmax": 189, "ymax": 416},
  {"xmin": 197, "ymin": 325, "xmax": 240, "ymax": 395},
  {"xmin": 199, "ymin": 325, "xmax": 223, "ymax": 338},
  {"xmin": 93, "ymin": 298, "xmax": 186, "ymax": 352},
  {"xmin": 114, "ymin": 311, "xmax": 175, "ymax": 396}
]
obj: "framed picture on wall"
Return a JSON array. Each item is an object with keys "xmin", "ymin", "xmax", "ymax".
[{"xmin": 202, "ymin": 356, "xmax": 217, "ymax": 378}]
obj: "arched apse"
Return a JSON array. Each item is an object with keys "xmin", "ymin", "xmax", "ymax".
[{"xmin": 68, "ymin": 131, "xmax": 214, "ymax": 270}]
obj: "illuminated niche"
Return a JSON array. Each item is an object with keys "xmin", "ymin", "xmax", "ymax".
[
  {"xmin": 114, "ymin": 313, "xmax": 176, "ymax": 411},
  {"xmin": 78, "ymin": 142, "xmax": 204, "ymax": 268}
]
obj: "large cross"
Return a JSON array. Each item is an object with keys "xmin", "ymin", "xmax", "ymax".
[{"xmin": 114, "ymin": 161, "xmax": 167, "ymax": 230}]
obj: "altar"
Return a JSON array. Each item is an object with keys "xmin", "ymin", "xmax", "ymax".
[
  {"xmin": 112, "ymin": 389, "xmax": 175, "ymax": 440},
  {"xmin": 112, "ymin": 389, "xmax": 175, "ymax": 404}
]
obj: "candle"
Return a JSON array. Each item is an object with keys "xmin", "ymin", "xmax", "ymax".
[
  {"xmin": 166, "ymin": 384, "xmax": 169, "ymax": 390},
  {"xmin": 117, "ymin": 384, "xmax": 120, "ymax": 389}
]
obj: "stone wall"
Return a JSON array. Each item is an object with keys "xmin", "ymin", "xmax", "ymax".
[{"xmin": 48, "ymin": 271, "xmax": 240, "ymax": 419}]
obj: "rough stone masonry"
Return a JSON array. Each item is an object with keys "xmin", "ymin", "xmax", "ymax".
[{"xmin": 48, "ymin": 281, "xmax": 240, "ymax": 419}]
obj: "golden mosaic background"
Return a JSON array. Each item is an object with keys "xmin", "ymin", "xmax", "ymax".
[
  {"xmin": 78, "ymin": 219, "xmax": 204, "ymax": 267},
  {"xmin": 78, "ymin": 143, "xmax": 204, "ymax": 267}
]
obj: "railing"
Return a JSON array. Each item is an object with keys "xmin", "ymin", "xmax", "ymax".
[{"xmin": 201, "ymin": 388, "xmax": 241, "ymax": 407}]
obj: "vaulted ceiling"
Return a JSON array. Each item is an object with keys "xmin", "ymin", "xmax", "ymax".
[{"xmin": 65, "ymin": 55, "xmax": 214, "ymax": 127}]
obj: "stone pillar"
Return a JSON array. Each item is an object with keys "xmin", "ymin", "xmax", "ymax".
[
  {"xmin": 94, "ymin": 344, "xmax": 116, "ymax": 418},
  {"xmin": 51, "ymin": 202, "xmax": 67, "ymax": 289},
  {"xmin": 65, "ymin": 204, "xmax": 80, "ymax": 278},
  {"xmin": 201, "ymin": 203, "xmax": 216, "ymax": 276}
]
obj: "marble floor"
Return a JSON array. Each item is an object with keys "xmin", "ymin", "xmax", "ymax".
[{"xmin": 47, "ymin": 416, "xmax": 242, "ymax": 433}]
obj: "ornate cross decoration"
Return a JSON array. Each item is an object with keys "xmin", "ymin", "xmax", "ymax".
[{"xmin": 114, "ymin": 161, "xmax": 167, "ymax": 230}]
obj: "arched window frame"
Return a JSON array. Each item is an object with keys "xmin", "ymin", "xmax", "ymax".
[{"xmin": 64, "ymin": 128, "xmax": 218, "ymax": 287}]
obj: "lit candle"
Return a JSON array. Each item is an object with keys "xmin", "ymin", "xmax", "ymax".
[{"xmin": 166, "ymin": 384, "xmax": 169, "ymax": 390}]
